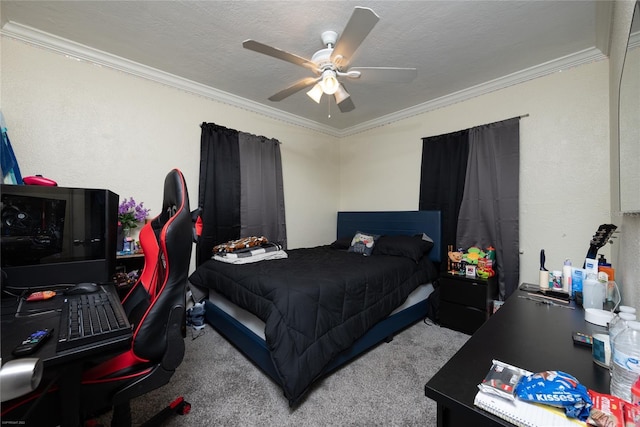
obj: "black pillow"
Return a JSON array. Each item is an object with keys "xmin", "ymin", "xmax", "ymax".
[
  {"xmin": 330, "ymin": 235, "xmax": 353, "ymax": 250},
  {"xmin": 373, "ymin": 234, "xmax": 434, "ymax": 262}
]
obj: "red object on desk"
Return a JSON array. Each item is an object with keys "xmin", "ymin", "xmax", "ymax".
[
  {"xmin": 632, "ymin": 378, "xmax": 640, "ymax": 404},
  {"xmin": 23, "ymin": 175, "xmax": 57, "ymax": 186},
  {"xmin": 26, "ymin": 291, "xmax": 56, "ymax": 301}
]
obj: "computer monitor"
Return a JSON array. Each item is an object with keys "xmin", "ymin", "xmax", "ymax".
[{"xmin": 1, "ymin": 184, "xmax": 118, "ymax": 288}]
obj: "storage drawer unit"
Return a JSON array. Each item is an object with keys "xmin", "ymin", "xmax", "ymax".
[{"xmin": 438, "ymin": 274, "xmax": 498, "ymax": 335}]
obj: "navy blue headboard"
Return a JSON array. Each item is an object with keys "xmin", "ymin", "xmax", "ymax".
[{"xmin": 336, "ymin": 210, "xmax": 442, "ymax": 262}]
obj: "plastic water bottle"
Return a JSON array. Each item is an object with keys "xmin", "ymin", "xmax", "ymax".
[
  {"xmin": 611, "ymin": 306, "xmax": 637, "ymax": 344},
  {"xmin": 610, "ymin": 312, "xmax": 637, "ymax": 343},
  {"xmin": 609, "ymin": 312, "xmax": 637, "ymax": 370},
  {"xmin": 611, "ymin": 320, "xmax": 640, "ymax": 401}
]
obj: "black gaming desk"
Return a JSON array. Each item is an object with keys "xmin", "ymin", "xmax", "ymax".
[
  {"xmin": 425, "ymin": 289, "xmax": 611, "ymax": 426},
  {"xmin": 1, "ymin": 285, "xmax": 132, "ymax": 426}
]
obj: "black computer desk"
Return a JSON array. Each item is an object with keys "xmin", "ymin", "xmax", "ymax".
[
  {"xmin": 425, "ymin": 288, "xmax": 611, "ymax": 426},
  {"xmin": 1, "ymin": 285, "xmax": 132, "ymax": 426}
]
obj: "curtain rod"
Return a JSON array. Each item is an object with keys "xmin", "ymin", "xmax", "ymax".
[
  {"xmin": 489, "ymin": 113, "xmax": 529, "ymax": 124},
  {"xmin": 470, "ymin": 113, "xmax": 529, "ymax": 130},
  {"xmin": 422, "ymin": 114, "xmax": 529, "ymax": 141},
  {"xmin": 504, "ymin": 113, "xmax": 529, "ymax": 121}
]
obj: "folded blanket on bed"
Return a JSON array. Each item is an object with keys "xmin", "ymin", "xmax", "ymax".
[
  {"xmin": 213, "ymin": 243, "xmax": 288, "ymax": 264},
  {"xmin": 213, "ymin": 236, "xmax": 268, "ymax": 253}
]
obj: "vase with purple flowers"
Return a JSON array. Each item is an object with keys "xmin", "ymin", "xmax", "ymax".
[{"xmin": 118, "ymin": 197, "xmax": 150, "ymax": 253}]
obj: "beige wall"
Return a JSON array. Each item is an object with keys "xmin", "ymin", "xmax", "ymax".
[
  {"xmin": 2, "ymin": 9, "xmax": 638, "ymax": 295},
  {"xmin": 339, "ymin": 60, "xmax": 611, "ymax": 287},
  {"xmin": 0, "ymin": 37, "xmax": 340, "ymax": 252}
]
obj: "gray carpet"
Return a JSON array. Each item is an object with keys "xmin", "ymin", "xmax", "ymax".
[{"xmin": 98, "ymin": 320, "xmax": 469, "ymax": 426}]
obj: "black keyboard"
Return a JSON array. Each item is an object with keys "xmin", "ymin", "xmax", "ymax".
[{"xmin": 57, "ymin": 286, "xmax": 131, "ymax": 352}]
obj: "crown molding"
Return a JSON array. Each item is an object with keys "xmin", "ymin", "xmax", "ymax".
[
  {"xmin": 338, "ymin": 47, "xmax": 607, "ymax": 137},
  {"xmin": 2, "ymin": 21, "xmax": 607, "ymax": 139},
  {"xmin": 0, "ymin": 22, "xmax": 339, "ymax": 136}
]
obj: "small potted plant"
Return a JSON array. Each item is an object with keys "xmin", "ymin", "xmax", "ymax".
[{"xmin": 118, "ymin": 197, "xmax": 150, "ymax": 252}]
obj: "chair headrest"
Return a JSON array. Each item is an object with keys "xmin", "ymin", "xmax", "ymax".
[{"xmin": 162, "ymin": 169, "xmax": 188, "ymax": 219}]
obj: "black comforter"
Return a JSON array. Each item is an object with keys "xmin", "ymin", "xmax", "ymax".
[{"xmin": 188, "ymin": 245, "xmax": 437, "ymax": 404}]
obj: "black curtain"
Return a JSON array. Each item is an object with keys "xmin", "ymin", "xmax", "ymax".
[
  {"xmin": 238, "ymin": 133, "xmax": 287, "ymax": 248},
  {"xmin": 419, "ymin": 129, "xmax": 469, "ymax": 268},
  {"xmin": 457, "ymin": 118, "xmax": 520, "ymax": 299},
  {"xmin": 197, "ymin": 123, "xmax": 240, "ymax": 266},
  {"xmin": 197, "ymin": 123, "xmax": 287, "ymax": 267},
  {"xmin": 420, "ymin": 118, "xmax": 520, "ymax": 299}
]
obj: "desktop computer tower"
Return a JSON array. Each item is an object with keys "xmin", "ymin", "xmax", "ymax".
[{"xmin": 1, "ymin": 185, "xmax": 119, "ymax": 289}]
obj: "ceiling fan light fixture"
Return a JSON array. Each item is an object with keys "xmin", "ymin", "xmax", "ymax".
[
  {"xmin": 320, "ymin": 70, "xmax": 339, "ymax": 95},
  {"xmin": 306, "ymin": 83, "xmax": 323, "ymax": 103},
  {"xmin": 334, "ymin": 84, "xmax": 350, "ymax": 104}
]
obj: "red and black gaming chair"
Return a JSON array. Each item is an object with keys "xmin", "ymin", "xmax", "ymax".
[
  {"xmin": 1, "ymin": 168, "xmax": 194, "ymax": 426},
  {"xmin": 80, "ymin": 168, "xmax": 194, "ymax": 425}
]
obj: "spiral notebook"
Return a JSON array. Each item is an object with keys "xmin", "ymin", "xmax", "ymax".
[{"xmin": 473, "ymin": 390, "xmax": 584, "ymax": 427}]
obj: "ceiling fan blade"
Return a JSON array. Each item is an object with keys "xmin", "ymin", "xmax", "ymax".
[
  {"xmin": 243, "ymin": 40, "xmax": 317, "ymax": 71},
  {"xmin": 268, "ymin": 77, "xmax": 320, "ymax": 102},
  {"xmin": 336, "ymin": 84, "xmax": 355, "ymax": 112},
  {"xmin": 331, "ymin": 7, "xmax": 379, "ymax": 69},
  {"xmin": 348, "ymin": 67, "xmax": 417, "ymax": 83},
  {"xmin": 337, "ymin": 96, "xmax": 355, "ymax": 113}
]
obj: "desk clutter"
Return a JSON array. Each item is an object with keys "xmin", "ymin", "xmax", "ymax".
[
  {"xmin": 537, "ymin": 223, "xmax": 619, "ymax": 307},
  {"xmin": 537, "ymin": 251, "xmax": 620, "ymax": 312},
  {"xmin": 12, "ymin": 285, "xmax": 133, "ymax": 353},
  {"xmin": 505, "ymin": 291, "xmax": 640, "ymax": 427},
  {"xmin": 474, "ymin": 360, "xmax": 640, "ymax": 426}
]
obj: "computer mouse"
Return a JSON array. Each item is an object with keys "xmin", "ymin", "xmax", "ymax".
[{"xmin": 64, "ymin": 282, "xmax": 99, "ymax": 295}]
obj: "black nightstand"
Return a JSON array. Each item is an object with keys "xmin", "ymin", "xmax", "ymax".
[{"xmin": 438, "ymin": 273, "xmax": 498, "ymax": 335}]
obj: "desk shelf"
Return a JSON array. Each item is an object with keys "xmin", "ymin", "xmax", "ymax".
[
  {"xmin": 116, "ymin": 252, "xmax": 145, "ymax": 273},
  {"xmin": 114, "ymin": 253, "xmax": 145, "ymax": 298}
]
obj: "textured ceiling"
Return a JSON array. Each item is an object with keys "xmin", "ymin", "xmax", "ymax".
[{"xmin": 0, "ymin": 1, "xmax": 608, "ymax": 134}]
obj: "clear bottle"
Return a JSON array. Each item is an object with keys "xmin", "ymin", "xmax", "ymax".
[
  {"xmin": 610, "ymin": 312, "xmax": 637, "ymax": 341},
  {"xmin": 611, "ymin": 320, "xmax": 640, "ymax": 401},
  {"xmin": 583, "ymin": 273, "xmax": 605, "ymax": 309},
  {"xmin": 609, "ymin": 312, "xmax": 637, "ymax": 370}
]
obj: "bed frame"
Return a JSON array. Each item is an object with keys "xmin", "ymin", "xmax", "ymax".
[{"xmin": 202, "ymin": 210, "xmax": 441, "ymax": 393}]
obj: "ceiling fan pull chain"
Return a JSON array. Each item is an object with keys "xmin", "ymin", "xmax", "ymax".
[{"xmin": 328, "ymin": 96, "xmax": 331, "ymax": 119}]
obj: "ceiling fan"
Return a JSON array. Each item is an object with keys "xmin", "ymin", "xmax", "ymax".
[{"xmin": 242, "ymin": 7, "xmax": 417, "ymax": 113}]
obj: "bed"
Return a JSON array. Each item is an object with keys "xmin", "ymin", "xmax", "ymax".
[{"xmin": 188, "ymin": 210, "xmax": 441, "ymax": 405}]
